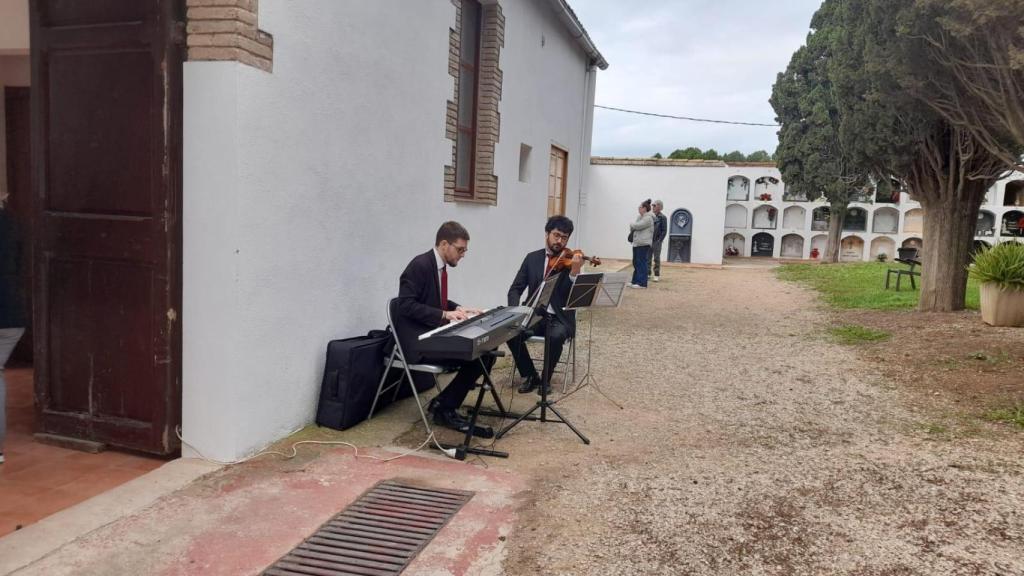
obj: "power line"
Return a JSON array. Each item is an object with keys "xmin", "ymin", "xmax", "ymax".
[{"xmin": 594, "ymin": 104, "xmax": 780, "ymax": 128}]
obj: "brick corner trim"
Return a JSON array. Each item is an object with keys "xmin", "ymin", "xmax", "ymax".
[
  {"xmin": 186, "ymin": 0, "xmax": 274, "ymax": 73},
  {"xmin": 444, "ymin": 0, "xmax": 504, "ymax": 205}
]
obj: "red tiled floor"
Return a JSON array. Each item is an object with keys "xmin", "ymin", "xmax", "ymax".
[{"xmin": 0, "ymin": 368, "xmax": 167, "ymax": 536}]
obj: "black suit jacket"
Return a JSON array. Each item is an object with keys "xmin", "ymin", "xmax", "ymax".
[
  {"xmin": 507, "ymin": 249, "xmax": 576, "ymax": 335},
  {"xmin": 395, "ymin": 249, "xmax": 459, "ymax": 362}
]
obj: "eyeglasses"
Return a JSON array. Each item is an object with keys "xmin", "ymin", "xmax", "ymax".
[
  {"xmin": 550, "ymin": 231, "xmax": 570, "ymax": 242},
  {"xmin": 451, "ymin": 245, "xmax": 468, "ymax": 255}
]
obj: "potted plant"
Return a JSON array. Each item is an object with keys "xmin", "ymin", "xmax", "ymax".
[
  {"xmin": 810, "ymin": 247, "xmax": 820, "ymax": 259},
  {"xmin": 968, "ymin": 242, "xmax": 1024, "ymax": 327},
  {"xmin": 876, "ymin": 252, "xmax": 887, "ymax": 262}
]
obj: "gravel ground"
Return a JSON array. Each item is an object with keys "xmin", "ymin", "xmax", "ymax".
[{"xmin": 473, "ymin": 263, "xmax": 1024, "ymax": 575}]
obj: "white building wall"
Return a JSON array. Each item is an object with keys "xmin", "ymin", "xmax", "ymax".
[
  {"xmin": 584, "ymin": 164, "xmax": 730, "ymax": 265},
  {"xmin": 183, "ymin": 0, "xmax": 597, "ymax": 461},
  {"xmin": 0, "ymin": 0, "xmax": 29, "ymax": 56},
  {"xmin": 581, "ymin": 164, "xmax": 1024, "ymax": 262}
]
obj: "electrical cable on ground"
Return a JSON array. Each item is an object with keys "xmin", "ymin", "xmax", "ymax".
[
  {"xmin": 175, "ymin": 425, "xmax": 453, "ymax": 466},
  {"xmin": 595, "ymin": 104, "xmax": 780, "ymax": 127}
]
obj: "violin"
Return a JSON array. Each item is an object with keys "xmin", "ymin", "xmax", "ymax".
[{"xmin": 547, "ymin": 248, "xmax": 601, "ymax": 273}]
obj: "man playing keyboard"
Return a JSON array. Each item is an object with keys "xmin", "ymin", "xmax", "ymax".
[{"xmin": 395, "ymin": 221, "xmax": 495, "ymax": 437}]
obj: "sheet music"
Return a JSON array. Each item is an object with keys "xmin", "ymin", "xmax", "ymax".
[
  {"xmin": 565, "ymin": 273, "xmax": 601, "ymax": 309},
  {"xmin": 593, "ymin": 272, "xmax": 630, "ymax": 307}
]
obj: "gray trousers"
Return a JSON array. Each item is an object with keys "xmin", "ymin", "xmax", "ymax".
[
  {"xmin": 0, "ymin": 328, "xmax": 25, "ymax": 451},
  {"xmin": 648, "ymin": 240, "xmax": 664, "ymax": 276}
]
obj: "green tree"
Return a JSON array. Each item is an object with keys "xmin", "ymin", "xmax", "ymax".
[
  {"xmin": 746, "ymin": 150, "xmax": 772, "ymax": 163},
  {"xmin": 701, "ymin": 148, "xmax": 721, "ymax": 161},
  {"xmin": 651, "ymin": 152, "xmax": 663, "ymax": 159},
  {"xmin": 906, "ymin": 0, "xmax": 1024, "ymax": 169},
  {"xmin": 722, "ymin": 150, "xmax": 746, "ymax": 162},
  {"xmin": 771, "ymin": 5, "xmax": 867, "ymax": 263},
  {"xmin": 824, "ymin": 0, "xmax": 1013, "ymax": 311},
  {"xmin": 668, "ymin": 147, "xmax": 703, "ymax": 160}
]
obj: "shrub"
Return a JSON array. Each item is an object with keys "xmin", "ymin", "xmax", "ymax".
[{"xmin": 967, "ymin": 242, "xmax": 1024, "ymax": 291}]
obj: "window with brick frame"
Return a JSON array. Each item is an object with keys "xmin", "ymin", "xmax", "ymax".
[
  {"xmin": 445, "ymin": 0, "xmax": 503, "ymax": 205},
  {"xmin": 455, "ymin": 0, "xmax": 481, "ymax": 193}
]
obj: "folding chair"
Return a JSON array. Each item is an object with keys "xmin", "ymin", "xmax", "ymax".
[
  {"xmin": 525, "ymin": 334, "xmax": 577, "ymax": 392},
  {"xmin": 367, "ymin": 298, "xmax": 452, "ymax": 433}
]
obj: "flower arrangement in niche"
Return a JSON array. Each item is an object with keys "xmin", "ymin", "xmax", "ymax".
[
  {"xmin": 766, "ymin": 207, "xmax": 778, "ymax": 220},
  {"xmin": 810, "ymin": 247, "xmax": 820, "ymax": 259},
  {"xmin": 758, "ymin": 193, "xmax": 773, "ymax": 201}
]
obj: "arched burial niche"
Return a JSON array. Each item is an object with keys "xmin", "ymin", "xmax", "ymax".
[
  {"xmin": 752, "ymin": 205, "xmax": 777, "ymax": 229},
  {"xmin": 782, "ymin": 206, "xmax": 805, "ymax": 229},
  {"xmin": 872, "ymin": 207, "xmax": 899, "ymax": 234},
  {"xmin": 1001, "ymin": 210, "xmax": 1024, "ymax": 237},
  {"xmin": 810, "ymin": 234, "xmax": 828, "ymax": 259},
  {"xmin": 780, "ymin": 234, "xmax": 804, "ymax": 259},
  {"xmin": 725, "ymin": 204, "xmax": 748, "ymax": 228},
  {"xmin": 843, "ymin": 207, "xmax": 867, "ymax": 232},
  {"xmin": 723, "ymin": 233, "xmax": 745, "ymax": 257},
  {"xmin": 976, "ymin": 210, "xmax": 996, "ymax": 237},
  {"xmin": 870, "ymin": 237, "xmax": 896, "ymax": 261},
  {"xmin": 727, "ymin": 176, "xmax": 750, "ymax": 201},
  {"xmin": 754, "ymin": 176, "xmax": 780, "ymax": 199},
  {"xmin": 751, "ymin": 233, "xmax": 774, "ymax": 257},
  {"xmin": 811, "ymin": 206, "xmax": 830, "ymax": 231},
  {"xmin": 840, "ymin": 236, "xmax": 864, "ymax": 262},
  {"xmin": 1004, "ymin": 180, "xmax": 1024, "ymax": 206},
  {"xmin": 902, "ymin": 237, "xmax": 923, "ymax": 251},
  {"xmin": 903, "ymin": 208, "xmax": 923, "ymax": 234}
]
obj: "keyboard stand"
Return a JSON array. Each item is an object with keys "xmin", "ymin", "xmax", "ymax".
[{"xmin": 436, "ymin": 356, "xmax": 509, "ymax": 460}]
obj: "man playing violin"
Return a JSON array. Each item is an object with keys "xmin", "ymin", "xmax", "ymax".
[
  {"xmin": 395, "ymin": 221, "xmax": 495, "ymax": 437},
  {"xmin": 506, "ymin": 215, "xmax": 583, "ymax": 395}
]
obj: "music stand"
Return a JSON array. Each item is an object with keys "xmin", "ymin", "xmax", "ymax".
[
  {"xmin": 495, "ymin": 271, "xmax": 591, "ymax": 445},
  {"xmin": 560, "ymin": 271, "xmax": 629, "ymax": 409}
]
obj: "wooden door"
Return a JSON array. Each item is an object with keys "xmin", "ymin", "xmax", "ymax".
[
  {"xmin": 30, "ymin": 0, "xmax": 183, "ymax": 454},
  {"xmin": 548, "ymin": 146, "xmax": 567, "ymax": 217},
  {"xmin": 4, "ymin": 87, "xmax": 32, "ymax": 363}
]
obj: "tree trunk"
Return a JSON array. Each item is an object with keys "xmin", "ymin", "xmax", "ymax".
[
  {"xmin": 825, "ymin": 202, "xmax": 848, "ymax": 263},
  {"xmin": 906, "ymin": 125, "xmax": 1005, "ymax": 312},
  {"xmin": 918, "ymin": 188, "xmax": 985, "ymax": 311}
]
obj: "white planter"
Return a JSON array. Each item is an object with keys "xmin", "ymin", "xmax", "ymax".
[{"xmin": 980, "ymin": 283, "xmax": 1024, "ymax": 327}]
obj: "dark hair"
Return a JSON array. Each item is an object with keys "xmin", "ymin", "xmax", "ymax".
[
  {"xmin": 435, "ymin": 221, "xmax": 470, "ymax": 245},
  {"xmin": 545, "ymin": 215, "xmax": 574, "ymax": 236},
  {"xmin": 641, "ymin": 198, "xmax": 652, "ymax": 211}
]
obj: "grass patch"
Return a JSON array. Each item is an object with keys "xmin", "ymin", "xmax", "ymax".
[
  {"xmin": 776, "ymin": 262, "xmax": 980, "ymax": 310},
  {"xmin": 981, "ymin": 405, "xmax": 1024, "ymax": 428},
  {"xmin": 966, "ymin": 350, "xmax": 1011, "ymax": 365},
  {"xmin": 829, "ymin": 324, "xmax": 892, "ymax": 344},
  {"xmin": 922, "ymin": 423, "xmax": 949, "ymax": 435}
]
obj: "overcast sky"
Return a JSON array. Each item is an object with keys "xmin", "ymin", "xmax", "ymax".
[{"xmin": 571, "ymin": 0, "xmax": 824, "ymax": 158}]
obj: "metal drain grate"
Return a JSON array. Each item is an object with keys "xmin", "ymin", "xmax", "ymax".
[{"xmin": 263, "ymin": 480, "xmax": 474, "ymax": 576}]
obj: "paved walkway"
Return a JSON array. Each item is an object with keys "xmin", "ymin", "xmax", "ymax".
[{"xmin": 4, "ymin": 263, "xmax": 1022, "ymax": 575}]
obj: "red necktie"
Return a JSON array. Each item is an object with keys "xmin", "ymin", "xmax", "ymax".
[{"xmin": 440, "ymin": 266, "xmax": 448, "ymax": 311}]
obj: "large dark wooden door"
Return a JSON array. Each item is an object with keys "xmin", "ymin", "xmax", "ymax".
[{"xmin": 30, "ymin": 0, "xmax": 183, "ymax": 454}]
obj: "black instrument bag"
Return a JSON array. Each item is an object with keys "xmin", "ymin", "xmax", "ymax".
[{"xmin": 315, "ymin": 329, "xmax": 434, "ymax": 431}]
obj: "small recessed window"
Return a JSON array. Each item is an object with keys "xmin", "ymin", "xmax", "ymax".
[{"xmin": 519, "ymin": 144, "xmax": 532, "ymax": 183}]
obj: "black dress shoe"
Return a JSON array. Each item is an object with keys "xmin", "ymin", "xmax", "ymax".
[
  {"xmin": 536, "ymin": 382, "xmax": 552, "ymax": 396},
  {"xmin": 433, "ymin": 409, "xmax": 494, "ymax": 438},
  {"xmin": 517, "ymin": 376, "xmax": 541, "ymax": 394},
  {"xmin": 427, "ymin": 397, "xmax": 442, "ymax": 414}
]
